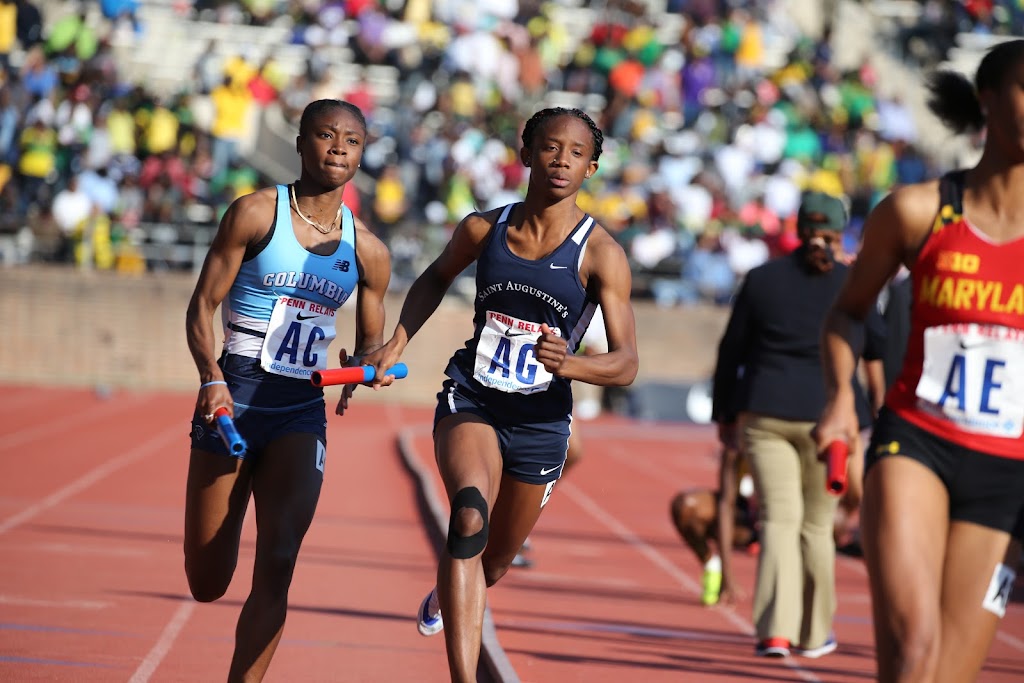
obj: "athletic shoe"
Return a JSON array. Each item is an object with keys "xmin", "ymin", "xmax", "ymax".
[
  {"xmin": 417, "ymin": 587, "xmax": 443, "ymax": 636},
  {"xmin": 701, "ymin": 567, "xmax": 722, "ymax": 606},
  {"xmin": 794, "ymin": 634, "xmax": 837, "ymax": 658},
  {"xmin": 755, "ymin": 637, "xmax": 790, "ymax": 657},
  {"xmin": 511, "ymin": 550, "xmax": 533, "ymax": 568}
]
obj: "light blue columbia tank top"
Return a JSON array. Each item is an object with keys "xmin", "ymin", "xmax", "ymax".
[{"xmin": 222, "ymin": 184, "xmax": 358, "ymax": 359}]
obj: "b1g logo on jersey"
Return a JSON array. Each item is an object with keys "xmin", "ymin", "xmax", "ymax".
[
  {"xmin": 936, "ymin": 250, "xmax": 981, "ymax": 274},
  {"xmin": 473, "ymin": 311, "xmax": 556, "ymax": 395}
]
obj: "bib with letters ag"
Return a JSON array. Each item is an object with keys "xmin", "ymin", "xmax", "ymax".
[
  {"xmin": 474, "ymin": 310, "xmax": 556, "ymax": 395},
  {"xmin": 915, "ymin": 323, "xmax": 1024, "ymax": 438},
  {"xmin": 260, "ymin": 295, "xmax": 337, "ymax": 379}
]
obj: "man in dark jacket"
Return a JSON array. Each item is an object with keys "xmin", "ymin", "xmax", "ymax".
[{"xmin": 712, "ymin": 191, "xmax": 885, "ymax": 659}]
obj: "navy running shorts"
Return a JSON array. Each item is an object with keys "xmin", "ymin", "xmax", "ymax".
[
  {"xmin": 190, "ymin": 353, "xmax": 328, "ymax": 458},
  {"xmin": 867, "ymin": 407, "xmax": 1024, "ymax": 535},
  {"xmin": 433, "ymin": 379, "xmax": 571, "ymax": 485}
]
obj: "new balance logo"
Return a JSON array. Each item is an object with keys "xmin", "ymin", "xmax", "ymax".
[{"xmin": 333, "ymin": 260, "xmax": 351, "ymax": 272}]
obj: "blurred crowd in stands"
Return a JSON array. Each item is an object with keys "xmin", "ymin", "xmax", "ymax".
[{"xmin": 0, "ymin": 0, "xmax": 1019, "ymax": 304}]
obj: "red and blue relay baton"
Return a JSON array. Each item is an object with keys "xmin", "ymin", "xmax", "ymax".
[
  {"xmin": 825, "ymin": 440, "xmax": 848, "ymax": 495},
  {"xmin": 310, "ymin": 363, "xmax": 408, "ymax": 387},
  {"xmin": 214, "ymin": 406, "xmax": 247, "ymax": 457}
]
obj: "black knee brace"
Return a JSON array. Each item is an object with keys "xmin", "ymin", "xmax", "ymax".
[{"xmin": 446, "ymin": 486, "xmax": 489, "ymax": 559}]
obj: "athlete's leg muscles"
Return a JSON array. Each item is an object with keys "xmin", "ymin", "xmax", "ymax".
[
  {"xmin": 228, "ymin": 432, "xmax": 324, "ymax": 683},
  {"xmin": 483, "ymin": 473, "xmax": 550, "ymax": 586},
  {"xmin": 434, "ymin": 413, "xmax": 504, "ymax": 683},
  {"xmin": 935, "ymin": 523, "xmax": 1012, "ymax": 683},
  {"xmin": 183, "ymin": 447, "xmax": 254, "ymax": 602},
  {"xmin": 861, "ymin": 457, "xmax": 948, "ymax": 683}
]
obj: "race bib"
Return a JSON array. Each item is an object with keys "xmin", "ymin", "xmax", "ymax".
[
  {"xmin": 260, "ymin": 295, "xmax": 337, "ymax": 379},
  {"xmin": 473, "ymin": 311, "xmax": 555, "ymax": 395},
  {"xmin": 915, "ymin": 324, "xmax": 1024, "ymax": 438}
]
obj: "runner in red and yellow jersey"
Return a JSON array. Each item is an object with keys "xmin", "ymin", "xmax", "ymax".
[{"xmin": 815, "ymin": 40, "xmax": 1024, "ymax": 683}]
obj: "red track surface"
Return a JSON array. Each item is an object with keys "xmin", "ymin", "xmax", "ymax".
[{"xmin": 1, "ymin": 384, "xmax": 1022, "ymax": 682}]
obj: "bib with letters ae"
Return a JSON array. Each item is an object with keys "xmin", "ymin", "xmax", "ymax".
[
  {"xmin": 473, "ymin": 310, "xmax": 557, "ymax": 395},
  {"xmin": 915, "ymin": 323, "xmax": 1024, "ymax": 438},
  {"xmin": 260, "ymin": 295, "xmax": 337, "ymax": 378}
]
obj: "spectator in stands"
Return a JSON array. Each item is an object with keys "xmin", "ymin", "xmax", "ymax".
[
  {"xmin": 16, "ymin": 117, "xmax": 55, "ymax": 215},
  {"xmin": 0, "ymin": 86, "xmax": 20, "ymax": 163},
  {"xmin": 50, "ymin": 174, "xmax": 91, "ymax": 263},
  {"xmin": 0, "ymin": 0, "xmax": 17, "ymax": 73},
  {"xmin": 21, "ymin": 46, "xmax": 57, "ymax": 98},
  {"xmin": 209, "ymin": 75, "xmax": 252, "ymax": 178}
]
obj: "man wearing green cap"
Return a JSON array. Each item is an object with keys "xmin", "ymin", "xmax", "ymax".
[{"xmin": 711, "ymin": 190, "xmax": 886, "ymax": 658}]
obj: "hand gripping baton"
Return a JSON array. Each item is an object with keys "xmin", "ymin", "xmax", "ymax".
[
  {"xmin": 214, "ymin": 407, "xmax": 248, "ymax": 457},
  {"xmin": 825, "ymin": 440, "xmax": 848, "ymax": 496},
  {"xmin": 310, "ymin": 363, "xmax": 409, "ymax": 387}
]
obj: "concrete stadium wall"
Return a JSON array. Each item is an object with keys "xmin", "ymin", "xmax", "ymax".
[{"xmin": 0, "ymin": 267, "xmax": 729, "ymax": 406}]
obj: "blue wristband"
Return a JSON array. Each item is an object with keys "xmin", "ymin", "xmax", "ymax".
[{"xmin": 200, "ymin": 380, "xmax": 228, "ymax": 389}]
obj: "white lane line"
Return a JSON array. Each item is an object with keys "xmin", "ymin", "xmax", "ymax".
[
  {"xmin": 561, "ymin": 482, "xmax": 822, "ymax": 683},
  {"xmin": 127, "ymin": 601, "xmax": 196, "ymax": 683},
  {"xmin": 996, "ymin": 630, "xmax": 1024, "ymax": 653},
  {"xmin": 26, "ymin": 542, "xmax": 149, "ymax": 558},
  {"xmin": 604, "ymin": 443, "xmax": 717, "ymax": 481},
  {"xmin": 0, "ymin": 425, "xmax": 181, "ymax": 536},
  {"xmin": 0, "ymin": 594, "xmax": 110, "ymax": 609}
]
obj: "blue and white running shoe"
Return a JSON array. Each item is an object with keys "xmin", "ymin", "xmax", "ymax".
[{"xmin": 417, "ymin": 587, "xmax": 443, "ymax": 636}]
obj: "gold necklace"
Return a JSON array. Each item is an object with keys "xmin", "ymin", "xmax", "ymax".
[{"xmin": 290, "ymin": 184, "xmax": 343, "ymax": 235}]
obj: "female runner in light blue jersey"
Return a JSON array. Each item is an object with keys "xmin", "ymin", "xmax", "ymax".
[
  {"xmin": 183, "ymin": 100, "xmax": 391, "ymax": 683},
  {"xmin": 362, "ymin": 107, "xmax": 639, "ymax": 682}
]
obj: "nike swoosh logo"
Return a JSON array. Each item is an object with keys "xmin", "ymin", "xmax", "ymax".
[
  {"xmin": 540, "ymin": 464, "xmax": 562, "ymax": 475},
  {"xmin": 549, "ymin": 264, "xmax": 567, "ymax": 270},
  {"xmin": 959, "ymin": 339, "xmax": 985, "ymax": 349},
  {"xmin": 296, "ymin": 313, "xmax": 316, "ymax": 320},
  {"xmin": 504, "ymin": 328, "xmax": 529, "ymax": 337}
]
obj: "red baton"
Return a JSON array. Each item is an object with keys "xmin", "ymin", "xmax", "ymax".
[{"xmin": 825, "ymin": 441, "xmax": 849, "ymax": 496}]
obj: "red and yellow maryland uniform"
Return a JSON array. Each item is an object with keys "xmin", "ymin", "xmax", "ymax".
[{"xmin": 887, "ymin": 171, "xmax": 1024, "ymax": 460}]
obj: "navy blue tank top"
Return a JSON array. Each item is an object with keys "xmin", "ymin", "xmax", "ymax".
[{"xmin": 445, "ymin": 203, "xmax": 600, "ymax": 421}]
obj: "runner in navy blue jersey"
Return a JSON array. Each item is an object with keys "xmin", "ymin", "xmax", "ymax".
[{"xmin": 362, "ymin": 107, "xmax": 639, "ymax": 682}]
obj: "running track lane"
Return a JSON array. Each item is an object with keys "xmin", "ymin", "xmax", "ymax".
[
  {"xmin": 402, "ymin": 414, "xmax": 1024, "ymax": 683},
  {"xmin": 1, "ymin": 384, "xmax": 1022, "ymax": 682},
  {"xmin": 0, "ymin": 385, "xmax": 450, "ymax": 682}
]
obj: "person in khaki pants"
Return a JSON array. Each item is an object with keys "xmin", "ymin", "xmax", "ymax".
[
  {"xmin": 740, "ymin": 414, "xmax": 837, "ymax": 655},
  {"xmin": 712, "ymin": 191, "xmax": 886, "ymax": 658}
]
